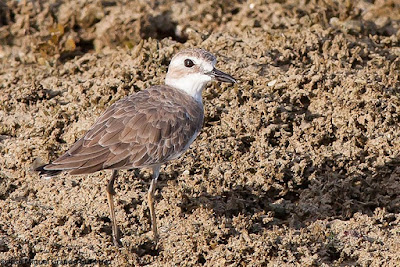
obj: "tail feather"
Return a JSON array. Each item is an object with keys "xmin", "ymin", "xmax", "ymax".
[
  {"xmin": 34, "ymin": 164, "xmax": 63, "ymax": 178},
  {"xmin": 32, "ymin": 158, "xmax": 63, "ymax": 179}
]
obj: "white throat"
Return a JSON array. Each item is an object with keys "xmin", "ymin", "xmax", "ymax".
[{"xmin": 165, "ymin": 73, "xmax": 211, "ymax": 103}]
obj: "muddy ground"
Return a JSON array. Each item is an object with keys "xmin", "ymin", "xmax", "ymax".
[{"xmin": 1, "ymin": 0, "xmax": 400, "ymax": 266}]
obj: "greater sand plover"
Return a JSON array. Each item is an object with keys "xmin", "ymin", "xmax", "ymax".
[{"xmin": 35, "ymin": 48, "xmax": 236, "ymax": 246}]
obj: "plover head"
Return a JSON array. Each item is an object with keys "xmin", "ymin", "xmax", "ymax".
[{"xmin": 165, "ymin": 48, "xmax": 236, "ymax": 103}]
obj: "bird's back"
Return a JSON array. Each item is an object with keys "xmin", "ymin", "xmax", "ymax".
[{"xmin": 41, "ymin": 85, "xmax": 204, "ymax": 175}]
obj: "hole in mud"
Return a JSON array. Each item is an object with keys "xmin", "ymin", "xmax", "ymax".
[
  {"xmin": 0, "ymin": 182, "xmax": 17, "ymax": 201},
  {"xmin": 75, "ymin": 218, "xmax": 83, "ymax": 228},
  {"xmin": 57, "ymin": 216, "xmax": 67, "ymax": 226},
  {"xmin": 0, "ymin": 241, "xmax": 9, "ymax": 252},
  {"xmin": 99, "ymin": 216, "xmax": 111, "ymax": 223},
  {"xmin": 197, "ymin": 254, "xmax": 206, "ymax": 264},
  {"xmin": 326, "ymin": 243, "xmax": 341, "ymax": 261},
  {"xmin": 299, "ymin": 95, "xmax": 310, "ymax": 107},
  {"xmin": 76, "ymin": 38, "xmax": 95, "ymax": 53},
  {"xmin": 123, "ymin": 199, "xmax": 141, "ymax": 215},
  {"xmin": 205, "ymin": 115, "xmax": 221, "ymax": 125},
  {"xmin": 238, "ymin": 136, "xmax": 255, "ymax": 153},
  {"xmin": 123, "ymin": 204, "xmax": 132, "ymax": 214},
  {"xmin": 133, "ymin": 242, "xmax": 160, "ymax": 257},
  {"xmin": 59, "ymin": 38, "xmax": 95, "ymax": 62},
  {"xmin": 0, "ymin": 2, "xmax": 14, "ymax": 27},
  {"xmin": 231, "ymin": 7, "xmax": 240, "ymax": 15},
  {"xmin": 81, "ymin": 225, "xmax": 91, "ymax": 236},
  {"xmin": 140, "ymin": 12, "xmax": 187, "ymax": 43},
  {"xmin": 101, "ymin": 1, "xmax": 117, "ymax": 7}
]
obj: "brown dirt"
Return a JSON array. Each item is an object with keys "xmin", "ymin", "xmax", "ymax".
[{"xmin": 1, "ymin": 0, "xmax": 400, "ymax": 266}]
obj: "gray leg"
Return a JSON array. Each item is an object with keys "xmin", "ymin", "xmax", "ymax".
[
  {"xmin": 106, "ymin": 170, "xmax": 122, "ymax": 247},
  {"xmin": 148, "ymin": 165, "xmax": 161, "ymax": 241}
]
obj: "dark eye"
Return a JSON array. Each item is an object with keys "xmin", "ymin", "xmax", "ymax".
[{"xmin": 184, "ymin": 59, "xmax": 194, "ymax": 68}]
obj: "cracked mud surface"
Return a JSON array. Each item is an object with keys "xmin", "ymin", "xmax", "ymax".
[{"xmin": 1, "ymin": 0, "xmax": 400, "ymax": 266}]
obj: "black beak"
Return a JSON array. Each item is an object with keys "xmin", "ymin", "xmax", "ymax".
[{"xmin": 208, "ymin": 68, "xmax": 236, "ymax": 83}]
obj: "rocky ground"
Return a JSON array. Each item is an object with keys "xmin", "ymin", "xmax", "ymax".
[{"xmin": 0, "ymin": 0, "xmax": 400, "ymax": 266}]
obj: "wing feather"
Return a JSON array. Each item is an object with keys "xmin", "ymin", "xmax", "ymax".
[{"xmin": 44, "ymin": 86, "xmax": 204, "ymax": 174}]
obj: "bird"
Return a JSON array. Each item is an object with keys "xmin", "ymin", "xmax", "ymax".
[{"xmin": 35, "ymin": 48, "xmax": 236, "ymax": 247}]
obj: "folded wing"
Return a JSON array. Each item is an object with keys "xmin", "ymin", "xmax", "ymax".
[{"xmin": 44, "ymin": 86, "xmax": 204, "ymax": 175}]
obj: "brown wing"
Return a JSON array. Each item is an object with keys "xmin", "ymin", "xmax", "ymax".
[{"xmin": 44, "ymin": 86, "xmax": 204, "ymax": 174}]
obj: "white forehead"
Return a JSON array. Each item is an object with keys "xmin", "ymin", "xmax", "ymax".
[{"xmin": 169, "ymin": 49, "xmax": 217, "ymax": 72}]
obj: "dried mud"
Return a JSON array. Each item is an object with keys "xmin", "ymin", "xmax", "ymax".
[{"xmin": 1, "ymin": 0, "xmax": 400, "ymax": 266}]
